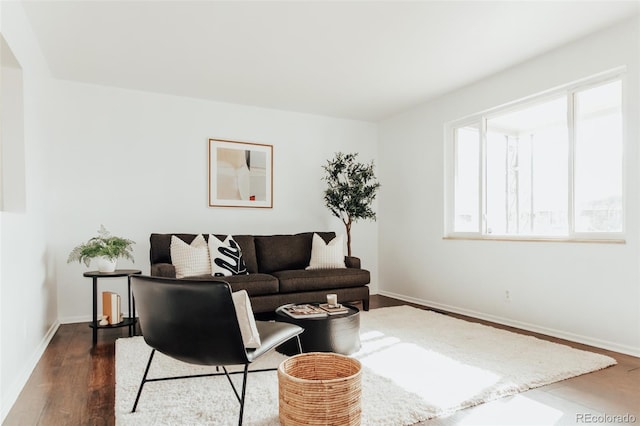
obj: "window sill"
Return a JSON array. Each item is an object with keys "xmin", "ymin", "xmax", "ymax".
[{"xmin": 443, "ymin": 236, "xmax": 626, "ymax": 244}]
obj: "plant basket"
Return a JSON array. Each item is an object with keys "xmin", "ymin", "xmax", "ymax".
[{"xmin": 278, "ymin": 352, "xmax": 362, "ymax": 426}]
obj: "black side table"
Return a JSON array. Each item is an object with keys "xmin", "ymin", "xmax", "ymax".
[{"xmin": 83, "ymin": 269, "xmax": 142, "ymax": 345}]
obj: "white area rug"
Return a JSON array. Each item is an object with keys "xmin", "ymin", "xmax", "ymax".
[{"xmin": 115, "ymin": 306, "xmax": 616, "ymax": 425}]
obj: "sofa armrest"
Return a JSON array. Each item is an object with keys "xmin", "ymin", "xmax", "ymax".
[
  {"xmin": 151, "ymin": 263, "xmax": 177, "ymax": 278},
  {"xmin": 344, "ymin": 256, "xmax": 361, "ymax": 269}
]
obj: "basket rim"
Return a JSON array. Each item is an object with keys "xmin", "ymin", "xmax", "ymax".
[{"xmin": 278, "ymin": 352, "xmax": 362, "ymax": 384}]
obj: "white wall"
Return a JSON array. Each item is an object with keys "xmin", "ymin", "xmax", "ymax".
[
  {"xmin": 49, "ymin": 81, "xmax": 379, "ymax": 322},
  {"xmin": 1, "ymin": 37, "xmax": 26, "ymax": 214},
  {"xmin": 0, "ymin": 2, "xmax": 58, "ymax": 421},
  {"xmin": 378, "ymin": 17, "xmax": 640, "ymax": 356}
]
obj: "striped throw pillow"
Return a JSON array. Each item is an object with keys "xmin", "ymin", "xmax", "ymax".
[{"xmin": 306, "ymin": 233, "xmax": 346, "ymax": 270}]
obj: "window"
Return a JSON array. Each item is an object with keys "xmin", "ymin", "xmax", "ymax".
[{"xmin": 447, "ymin": 75, "xmax": 624, "ymax": 240}]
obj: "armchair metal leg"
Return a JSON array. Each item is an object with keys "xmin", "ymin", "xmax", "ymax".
[
  {"xmin": 131, "ymin": 349, "xmax": 156, "ymax": 413},
  {"xmin": 221, "ymin": 364, "xmax": 250, "ymax": 426},
  {"xmin": 295, "ymin": 335, "xmax": 303, "ymax": 354},
  {"xmin": 238, "ymin": 364, "xmax": 249, "ymax": 426}
]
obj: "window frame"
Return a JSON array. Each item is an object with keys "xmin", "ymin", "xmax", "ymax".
[{"xmin": 444, "ymin": 69, "xmax": 626, "ymax": 243}]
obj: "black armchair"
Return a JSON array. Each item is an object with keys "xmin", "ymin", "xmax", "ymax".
[{"xmin": 130, "ymin": 275, "xmax": 303, "ymax": 426}]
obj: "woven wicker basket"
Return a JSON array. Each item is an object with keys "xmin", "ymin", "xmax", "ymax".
[{"xmin": 278, "ymin": 352, "xmax": 362, "ymax": 426}]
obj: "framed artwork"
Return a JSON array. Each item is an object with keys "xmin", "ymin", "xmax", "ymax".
[{"xmin": 208, "ymin": 138, "xmax": 273, "ymax": 208}]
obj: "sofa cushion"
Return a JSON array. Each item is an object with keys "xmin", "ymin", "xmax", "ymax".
[
  {"xmin": 215, "ymin": 235, "xmax": 258, "ymax": 274},
  {"xmin": 224, "ymin": 273, "xmax": 280, "ymax": 297},
  {"xmin": 306, "ymin": 233, "xmax": 346, "ymax": 270},
  {"xmin": 273, "ymin": 268, "xmax": 370, "ymax": 293},
  {"xmin": 254, "ymin": 232, "xmax": 335, "ymax": 273},
  {"xmin": 184, "ymin": 273, "xmax": 278, "ymax": 297},
  {"xmin": 169, "ymin": 235, "xmax": 211, "ymax": 278},
  {"xmin": 208, "ymin": 235, "xmax": 249, "ymax": 276}
]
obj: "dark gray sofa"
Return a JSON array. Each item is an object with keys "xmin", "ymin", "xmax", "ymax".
[{"xmin": 149, "ymin": 232, "xmax": 370, "ymax": 313}]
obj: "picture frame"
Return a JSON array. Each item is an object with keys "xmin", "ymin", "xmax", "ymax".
[{"xmin": 208, "ymin": 138, "xmax": 273, "ymax": 208}]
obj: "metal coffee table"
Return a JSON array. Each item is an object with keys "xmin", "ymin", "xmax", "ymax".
[{"xmin": 275, "ymin": 303, "xmax": 361, "ymax": 355}]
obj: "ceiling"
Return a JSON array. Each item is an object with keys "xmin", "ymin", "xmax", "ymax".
[{"xmin": 21, "ymin": 1, "xmax": 640, "ymax": 122}]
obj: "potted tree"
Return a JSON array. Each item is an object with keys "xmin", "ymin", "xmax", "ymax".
[
  {"xmin": 67, "ymin": 225, "xmax": 135, "ymax": 272},
  {"xmin": 322, "ymin": 152, "xmax": 381, "ymax": 256}
]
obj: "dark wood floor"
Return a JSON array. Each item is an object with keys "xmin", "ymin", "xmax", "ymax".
[{"xmin": 3, "ymin": 295, "xmax": 639, "ymax": 425}]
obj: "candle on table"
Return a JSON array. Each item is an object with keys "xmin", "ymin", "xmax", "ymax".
[{"xmin": 327, "ymin": 293, "xmax": 338, "ymax": 307}]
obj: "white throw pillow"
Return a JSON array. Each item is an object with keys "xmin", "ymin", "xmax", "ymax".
[
  {"xmin": 170, "ymin": 235, "xmax": 211, "ymax": 278},
  {"xmin": 231, "ymin": 290, "xmax": 261, "ymax": 349},
  {"xmin": 306, "ymin": 233, "xmax": 347, "ymax": 270},
  {"xmin": 208, "ymin": 235, "xmax": 248, "ymax": 277}
]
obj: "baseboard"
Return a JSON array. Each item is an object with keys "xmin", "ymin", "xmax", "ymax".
[
  {"xmin": 378, "ymin": 290, "xmax": 640, "ymax": 358},
  {"xmin": 58, "ymin": 315, "xmax": 93, "ymax": 324},
  {"xmin": 1, "ymin": 320, "xmax": 60, "ymax": 423}
]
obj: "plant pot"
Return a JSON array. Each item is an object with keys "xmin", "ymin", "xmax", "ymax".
[{"xmin": 96, "ymin": 257, "xmax": 117, "ymax": 273}]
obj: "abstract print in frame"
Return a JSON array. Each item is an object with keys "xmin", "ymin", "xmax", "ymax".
[{"xmin": 208, "ymin": 139, "xmax": 273, "ymax": 208}]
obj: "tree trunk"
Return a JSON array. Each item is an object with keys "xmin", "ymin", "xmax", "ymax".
[{"xmin": 345, "ymin": 218, "xmax": 352, "ymax": 257}]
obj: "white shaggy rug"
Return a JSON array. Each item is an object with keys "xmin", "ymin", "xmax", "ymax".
[{"xmin": 115, "ymin": 305, "xmax": 616, "ymax": 425}]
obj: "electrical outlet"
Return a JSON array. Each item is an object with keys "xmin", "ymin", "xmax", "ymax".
[{"xmin": 505, "ymin": 290, "xmax": 511, "ymax": 302}]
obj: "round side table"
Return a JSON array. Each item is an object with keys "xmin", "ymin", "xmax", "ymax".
[
  {"xmin": 83, "ymin": 269, "xmax": 142, "ymax": 345},
  {"xmin": 275, "ymin": 303, "xmax": 361, "ymax": 355}
]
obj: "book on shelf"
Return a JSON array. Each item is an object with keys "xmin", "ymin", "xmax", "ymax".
[
  {"xmin": 102, "ymin": 291, "xmax": 123, "ymax": 325},
  {"xmin": 319, "ymin": 303, "xmax": 349, "ymax": 315},
  {"xmin": 281, "ymin": 304, "xmax": 328, "ymax": 319}
]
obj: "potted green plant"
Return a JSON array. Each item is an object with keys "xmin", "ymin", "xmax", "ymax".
[
  {"xmin": 322, "ymin": 152, "xmax": 381, "ymax": 256},
  {"xmin": 67, "ymin": 225, "xmax": 135, "ymax": 272}
]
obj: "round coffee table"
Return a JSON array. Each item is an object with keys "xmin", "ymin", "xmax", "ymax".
[{"xmin": 275, "ymin": 304, "xmax": 361, "ymax": 355}]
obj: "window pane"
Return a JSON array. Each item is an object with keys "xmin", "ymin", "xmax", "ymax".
[
  {"xmin": 486, "ymin": 97, "xmax": 568, "ymax": 236},
  {"xmin": 574, "ymin": 80, "xmax": 623, "ymax": 232},
  {"xmin": 485, "ymin": 131, "xmax": 508, "ymax": 234},
  {"xmin": 454, "ymin": 126, "xmax": 479, "ymax": 232}
]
